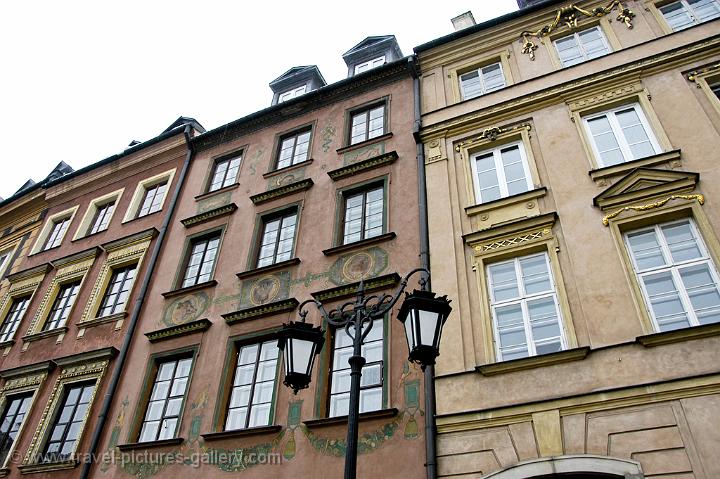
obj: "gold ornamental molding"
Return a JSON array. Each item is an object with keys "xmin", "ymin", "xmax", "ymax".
[
  {"xmin": 455, "ymin": 123, "xmax": 532, "ymax": 152},
  {"xmin": 520, "ymin": 1, "xmax": 635, "ymax": 60},
  {"xmin": 602, "ymin": 194, "xmax": 705, "ymax": 226},
  {"xmin": 687, "ymin": 62, "xmax": 720, "ymax": 86}
]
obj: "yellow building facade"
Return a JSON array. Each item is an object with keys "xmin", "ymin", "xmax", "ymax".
[{"xmin": 416, "ymin": 1, "xmax": 720, "ymax": 477}]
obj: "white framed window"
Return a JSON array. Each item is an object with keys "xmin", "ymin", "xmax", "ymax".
[
  {"xmin": 31, "ymin": 206, "xmax": 79, "ymax": 254},
  {"xmin": 181, "ymin": 232, "xmax": 221, "ymax": 288},
  {"xmin": 208, "ymin": 155, "xmax": 242, "ymax": 192},
  {"xmin": 123, "ymin": 170, "xmax": 175, "ymax": 223},
  {"xmin": 711, "ymin": 81, "xmax": 720, "ymax": 100},
  {"xmin": 554, "ymin": 26, "xmax": 611, "ymax": 67},
  {"xmin": 278, "ymin": 85, "xmax": 307, "ymax": 103},
  {"xmin": 0, "ymin": 249, "xmax": 13, "ymax": 277},
  {"xmin": 470, "ymin": 142, "xmax": 533, "ymax": 204},
  {"xmin": 625, "ymin": 219, "xmax": 720, "ymax": 332},
  {"xmin": 342, "ymin": 184, "xmax": 384, "ymax": 245},
  {"xmin": 583, "ymin": 104, "xmax": 661, "ymax": 167},
  {"xmin": 349, "ymin": 104, "xmax": 386, "ymax": 145},
  {"xmin": 138, "ymin": 357, "xmax": 192, "ymax": 442},
  {"xmin": 354, "ymin": 56, "xmax": 385, "ymax": 74},
  {"xmin": 276, "ymin": 129, "xmax": 311, "ymax": 170},
  {"xmin": 257, "ymin": 210, "xmax": 298, "ymax": 268},
  {"xmin": 459, "ymin": 62, "xmax": 506, "ymax": 100},
  {"xmin": 659, "ymin": 0, "xmax": 720, "ymax": 31},
  {"xmin": 487, "ymin": 253, "xmax": 566, "ymax": 361},
  {"xmin": 74, "ymin": 189, "xmax": 124, "ymax": 240}
]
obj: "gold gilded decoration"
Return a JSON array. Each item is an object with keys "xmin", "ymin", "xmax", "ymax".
[
  {"xmin": 250, "ymin": 276, "xmax": 281, "ymax": 306},
  {"xmin": 342, "ymin": 252, "xmax": 375, "ymax": 282},
  {"xmin": 602, "ymin": 194, "xmax": 705, "ymax": 226},
  {"xmin": 455, "ymin": 123, "xmax": 532, "ymax": 152},
  {"xmin": 520, "ymin": 2, "xmax": 635, "ymax": 60},
  {"xmin": 687, "ymin": 62, "xmax": 720, "ymax": 87}
]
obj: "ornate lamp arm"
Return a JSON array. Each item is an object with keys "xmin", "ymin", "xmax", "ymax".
[
  {"xmin": 373, "ymin": 267, "xmax": 430, "ymax": 318},
  {"xmin": 297, "ymin": 298, "xmax": 333, "ymax": 325}
]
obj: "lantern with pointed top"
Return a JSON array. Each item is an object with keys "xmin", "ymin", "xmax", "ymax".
[
  {"xmin": 397, "ymin": 289, "xmax": 452, "ymax": 368},
  {"xmin": 277, "ymin": 321, "xmax": 325, "ymax": 394}
]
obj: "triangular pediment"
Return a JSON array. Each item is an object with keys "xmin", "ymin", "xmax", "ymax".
[
  {"xmin": 593, "ymin": 168, "xmax": 699, "ymax": 210},
  {"xmin": 342, "ymin": 36, "xmax": 395, "ymax": 57}
]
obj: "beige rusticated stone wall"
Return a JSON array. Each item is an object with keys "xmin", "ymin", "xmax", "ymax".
[{"xmin": 419, "ymin": 0, "xmax": 720, "ymax": 477}]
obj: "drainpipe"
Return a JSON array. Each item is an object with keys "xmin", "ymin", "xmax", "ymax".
[
  {"xmin": 79, "ymin": 124, "xmax": 196, "ymax": 479},
  {"xmin": 410, "ymin": 56, "xmax": 437, "ymax": 479}
]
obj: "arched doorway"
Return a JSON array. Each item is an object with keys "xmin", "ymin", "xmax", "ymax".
[{"xmin": 482, "ymin": 455, "xmax": 644, "ymax": 479}]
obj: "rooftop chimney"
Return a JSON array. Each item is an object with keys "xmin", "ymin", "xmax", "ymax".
[{"xmin": 451, "ymin": 11, "xmax": 476, "ymax": 32}]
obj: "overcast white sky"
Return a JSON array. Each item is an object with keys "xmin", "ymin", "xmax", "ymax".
[{"xmin": 0, "ymin": 0, "xmax": 518, "ymax": 200}]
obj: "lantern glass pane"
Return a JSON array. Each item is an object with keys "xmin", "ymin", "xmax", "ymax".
[
  {"xmin": 404, "ymin": 312, "xmax": 415, "ymax": 351},
  {"xmin": 418, "ymin": 309, "xmax": 440, "ymax": 347},
  {"xmin": 291, "ymin": 339, "xmax": 314, "ymax": 375}
]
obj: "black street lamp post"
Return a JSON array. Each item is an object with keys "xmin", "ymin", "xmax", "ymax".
[{"xmin": 277, "ymin": 268, "xmax": 451, "ymax": 479}]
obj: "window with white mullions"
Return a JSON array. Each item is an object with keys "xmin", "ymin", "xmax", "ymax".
[
  {"xmin": 209, "ymin": 155, "xmax": 242, "ymax": 192},
  {"xmin": 137, "ymin": 181, "xmax": 168, "ymax": 217},
  {"xmin": 487, "ymin": 253, "xmax": 566, "ymax": 361},
  {"xmin": 43, "ymin": 217, "xmax": 71, "ymax": 251},
  {"xmin": 459, "ymin": 62, "xmax": 506, "ymax": 100},
  {"xmin": 350, "ymin": 105, "xmax": 385, "ymax": 145},
  {"xmin": 139, "ymin": 358, "xmax": 192, "ymax": 442},
  {"xmin": 711, "ymin": 82, "xmax": 720, "ymax": 100},
  {"xmin": 225, "ymin": 341, "xmax": 279, "ymax": 430},
  {"xmin": 279, "ymin": 85, "xmax": 307, "ymax": 103},
  {"xmin": 554, "ymin": 26, "xmax": 611, "ymax": 67},
  {"xmin": 583, "ymin": 104, "xmax": 661, "ymax": 167},
  {"xmin": 470, "ymin": 142, "xmax": 533, "ymax": 204},
  {"xmin": 277, "ymin": 130, "xmax": 311, "ymax": 170},
  {"xmin": 0, "ymin": 392, "xmax": 33, "ymax": 465},
  {"xmin": 342, "ymin": 185, "xmax": 384, "ymax": 245},
  {"xmin": 89, "ymin": 201, "xmax": 115, "ymax": 235},
  {"xmin": 626, "ymin": 219, "xmax": 720, "ymax": 331},
  {"xmin": 354, "ymin": 56, "xmax": 385, "ymax": 74},
  {"xmin": 0, "ymin": 296, "xmax": 31, "ymax": 342},
  {"xmin": 660, "ymin": 0, "xmax": 720, "ymax": 30},
  {"xmin": 97, "ymin": 265, "xmax": 137, "ymax": 318},
  {"xmin": 43, "ymin": 281, "xmax": 81, "ymax": 331},
  {"xmin": 43, "ymin": 381, "xmax": 95, "ymax": 461},
  {"xmin": 181, "ymin": 234, "xmax": 220, "ymax": 288},
  {"xmin": 257, "ymin": 211, "xmax": 297, "ymax": 268},
  {"xmin": 329, "ymin": 321, "xmax": 384, "ymax": 417}
]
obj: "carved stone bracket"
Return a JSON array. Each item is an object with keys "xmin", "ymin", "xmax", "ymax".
[
  {"xmin": 687, "ymin": 62, "xmax": 720, "ymax": 87},
  {"xmin": 602, "ymin": 194, "xmax": 705, "ymax": 226},
  {"xmin": 520, "ymin": 1, "xmax": 635, "ymax": 60},
  {"xmin": 455, "ymin": 124, "xmax": 532, "ymax": 152}
]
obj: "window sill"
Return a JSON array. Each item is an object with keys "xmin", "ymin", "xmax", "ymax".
[
  {"xmin": 588, "ymin": 149, "xmax": 681, "ymax": 182},
  {"xmin": 201, "ymin": 425, "xmax": 283, "ymax": 441},
  {"xmin": 145, "ymin": 318, "xmax": 212, "ymax": 343},
  {"xmin": 263, "ymin": 159, "xmax": 314, "ymax": 179},
  {"xmin": 71, "ymin": 227, "xmax": 108, "ymax": 243},
  {"xmin": 78, "ymin": 312, "xmax": 127, "ymax": 329},
  {"xmin": 117, "ymin": 437, "xmax": 184, "ymax": 452},
  {"xmin": 637, "ymin": 322, "xmax": 720, "ymax": 348},
  {"xmin": 303, "ymin": 408, "xmax": 398, "ymax": 429},
  {"xmin": 17, "ymin": 459, "xmax": 78, "ymax": 474},
  {"xmin": 322, "ymin": 233, "xmax": 396, "ymax": 256},
  {"xmin": 249, "ymin": 179, "xmax": 314, "ymax": 205},
  {"xmin": 465, "ymin": 188, "xmax": 547, "ymax": 217},
  {"xmin": 162, "ymin": 280, "xmax": 218, "ymax": 299},
  {"xmin": 121, "ymin": 209, "xmax": 162, "ymax": 225},
  {"xmin": 475, "ymin": 347, "xmax": 590, "ymax": 376},
  {"xmin": 180, "ymin": 203, "xmax": 237, "ymax": 228},
  {"xmin": 236, "ymin": 258, "xmax": 301, "ymax": 280},
  {"xmin": 336, "ymin": 133, "xmax": 393, "ymax": 155},
  {"xmin": 194, "ymin": 183, "xmax": 240, "ymax": 202},
  {"xmin": 0, "ymin": 340, "xmax": 15, "ymax": 349},
  {"xmin": 22, "ymin": 327, "xmax": 69, "ymax": 343}
]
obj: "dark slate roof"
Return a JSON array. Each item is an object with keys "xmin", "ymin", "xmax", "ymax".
[
  {"xmin": 269, "ymin": 65, "xmax": 327, "ymax": 88},
  {"xmin": 343, "ymin": 35, "xmax": 398, "ymax": 58}
]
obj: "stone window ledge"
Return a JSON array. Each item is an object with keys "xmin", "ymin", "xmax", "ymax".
[
  {"xmin": 236, "ymin": 258, "xmax": 301, "ymax": 280},
  {"xmin": 22, "ymin": 327, "xmax": 69, "ymax": 344},
  {"xmin": 637, "ymin": 322, "xmax": 720, "ymax": 347},
  {"xmin": 322, "ymin": 233, "xmax": 396, "ymax": 256},
  {"xmin": 303, "ymin": 408, "xmax": 398, "ymax": 429},
  {"xmin": 78, "ymin": 312, "xmax": 127, "ymax": 329},
  {"xmin": 17, "ymin": 460, "xmax": 78, "ymax": 474},
  {"xmin": 161, "ymin": 280, "xmax": 217, "ymax": 299},
  {"xmin": 194, "ymin": 183, "xmax": 239, "ymax": 202},
  {"xmin": 201, "ymin": 425, "xmax": 283, "ymax": 441},
  {"xmin": 145, "ymin": 318, "xmax": 212, "ymax": 343},
  {"xmin": 263, "ymin": 159, "xmax": 313, "ymax": 179},
  {"xmin": 117, "ymin": 437, "xmax": 184, "ymax": 452},
  {"xmin": 465, "ymin": 188, "xmax": 547, "ymax": 218},
  {"xmin": 589, "ymin": 149, "xmax": 681, "ymax": 182},
  {"xmin": 336, "ymin": 133, "xmax": 393, "ymax": 155},
  {"xmin": 476, "ymin": 347, "xmax": 590, "ymax": 376}
]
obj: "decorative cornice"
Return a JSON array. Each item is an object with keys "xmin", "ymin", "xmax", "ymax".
[
  {"xmin": 602, "ymin": 194, "xmax": 704, "ymax": 226},
  {"xmin": 476, "ymin": 347, "xmax": 590, "ymax": 376},
  {"xmin": 101, "ymin": 228, "xmax": 158, "ymax": 252},
  {"xmin": 687, "ymin": 61, "xmax": 720, "ymax": 86},
  {"xmin": 6, "ymin": 263, "xmax": 52, "ymax": 284},
  {"xmin": 236, "ymin": 258, "xmax": 301, "ymax": 280},
  {"xmin": 465, "ymin": 188, "xmax": 547, "ymax": 218},
  {"xmin": 222, "ymin": 298, "xmax": 299, "ymax": 325},
  {"xmin": 588, "ymin": 150, "xmax": 682, "ymax": 183},
  {"xmin": 22, "ymin": 326, "xmax": 68, "ymax": 343},
  {"xmin": 249, "ymin": 179, "xmax": 314, "ymax": 205},
  {"xmin": 464, "ymin": 212, "xmax": 557, "ymax": 254},
  {"xmin": 0, "ymin": 361, "xmax": 55, "ymax": 380},
  {"xmin": 180, "ymin": 203, "xmax": 237, "ymax": 227},
  {"xmin": 454, "ymin": 123, "xmax": 532, "ymax": 152},
  {"xmin": 311, "ymin": 273, "xmax": 401, "ymax": 302},
  {"xmin": 49, "ymin": 246, "xmax": 100, "ymax": 269},
  {"xmin": 322, "ymin": 233, "xmax": 396, "ymax": 256},
  {"xmin": 520, "ymin": 1, "xmax": 635, "ymax": 60},
  {"xmin": 637, "ymin": 322, "xmax": 720, "ymax": 347},
  {"xmin": 327, "ymin": 151, "xmax": 398, "ymax": 181},
  {"xmin": 161, "ymin": 280, "xmax": 218, "ymax": 299},
  {"xmin": 54, "ymin": 347, "xmax": 117, "ymax": 368},
  {"xmin": 145, "ymin": 318, "xmax": 212, "ymax": 343}
]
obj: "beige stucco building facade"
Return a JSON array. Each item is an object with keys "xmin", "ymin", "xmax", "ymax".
[{"xmin": 416, "ymin": 1, "xmax": 720, "ymax": 477}]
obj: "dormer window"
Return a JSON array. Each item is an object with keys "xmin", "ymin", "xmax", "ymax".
[
  {"xmin": 279, "ymin": 85, "xmax": 307, "ymax": 103},
  {"xmin": 354, "ymin": 56, "xmax": 385, "ymax": 74}
]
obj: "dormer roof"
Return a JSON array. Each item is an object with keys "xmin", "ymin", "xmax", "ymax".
[
  {"xmin": 44, "ymin": 161, "xmax": 74, "ymax": 183},
  {"xmin": 342, "ymin": 35, "xmax": 403, "ymax": 77},
  {"xmin": 268, "ymin": 65, "xmax": 326, "ymax": 105}
]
